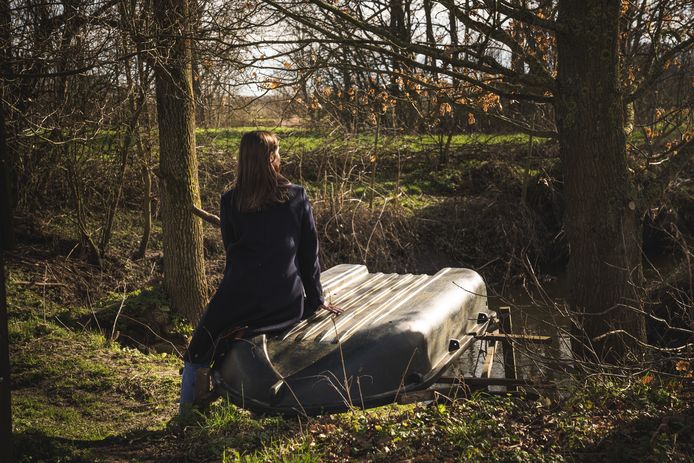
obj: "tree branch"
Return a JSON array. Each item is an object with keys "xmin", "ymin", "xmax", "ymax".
[
  {"xmin": 192, "ymin": 205, "xmax": 221, "ymax": 226},
  {"xmin": 493, "ymin": 0, "xmax": 566, "ymax": 33},
  {"xmin": 641, "ymin": 137, "xmax": 694, "ymax": 209}
]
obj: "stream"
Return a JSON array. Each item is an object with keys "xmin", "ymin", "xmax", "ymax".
[
  {"xmin": 450, "ymin": 275, "xmax": 573, "ymax": 384},
  {"xmin": 451, "ymin": 253, "xmax": 685, "ymax": 384}
]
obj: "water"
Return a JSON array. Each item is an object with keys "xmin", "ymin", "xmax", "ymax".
[
  {"xmin": 450, "ymin": 275, "xmax": 573, "ymax": 384},
  {"xmin": 443, "ymin": 253, "xmax": 686, "ymax": 387}
]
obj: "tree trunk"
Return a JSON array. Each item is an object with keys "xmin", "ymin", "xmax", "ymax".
[
  {"xmin": 389, "ymin": 0, "xmax": 407, "ymax": 127},
  {"xmin": 447, "ymin": 5, "xmax": 458, "ymax": 67},
  {"xmin": 189, "ymin": 0, "xmax": 205, "ymax": 127},
  {"xmin": 0, "ymin": 93, "xmax": 13, "ymax": 252},
  {"xmin": 555, "ymin": 0, "xmax": 646, "ymax": 363},
  {"xmin": 153, "ymin": 0, "xmax": 208, "ymax": 322},
  {"xmin": 0, "ymin": 67, "xmax": 12, "ymax": 460},
  {"xmin": 133, "ymin": 36, "xmax": 153, "ymax": 260},
  {"xmin": 423, "ymin": 0, "xmax": 436, "ymax": 74},
  {"xmin": 0, "ymin": 0, "xmax": 15, "ymax": 252},
  {"xmin": 134, "ymin": 133, "xmax": 152, "ymax": 260}
]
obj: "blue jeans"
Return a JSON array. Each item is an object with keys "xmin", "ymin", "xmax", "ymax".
[{"xmin": 179, "ymin": 361, "xmax": 207, "ymax": 414}]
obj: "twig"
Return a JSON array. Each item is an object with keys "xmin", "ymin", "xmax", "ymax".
[
  {"xmin": 192, "ymin": 205, "xmax": 221, "ymax": 226},
  {"xmin": 110, "ymin": 284, "xmax": 128, "ymax": 343},
  {"xmin": 42, "ymin": 264, "xmax": 48, "ymax": 323},
  {"xmin": 331, "ymin": 317, "xmax": 354, "ymax": 411},
  {"xmin": 13, "ymin": 281, "xmax": 68, "ymax": 287},
  {"xmin": 119, "ymin": 314, "xmax": 183, "ymax": 357}
]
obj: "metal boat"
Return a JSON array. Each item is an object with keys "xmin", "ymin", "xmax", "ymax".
[{"xmin": 211, "ymin": 264, "xmax": 490, "ymax": 415}]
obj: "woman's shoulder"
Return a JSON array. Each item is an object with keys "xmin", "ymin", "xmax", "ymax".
[
  {"xmin": 287, "ymin": 183, "xmax": 305, "ymax": 196},
  {"xmin": 287, "ymin": 184, "xmax": 312, "ymax": 204},
  {"xmin": 221, "ymin": 185, "xmax": 306, "ymax": 214}
]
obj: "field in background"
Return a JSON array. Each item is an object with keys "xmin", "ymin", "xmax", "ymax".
[{"xmin": 8, "ymin": 126, "xmax": 694, "ymax": 462}]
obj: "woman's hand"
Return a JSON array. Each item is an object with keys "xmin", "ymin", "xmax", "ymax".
[{"xmin": 319, "ymin": 302, "xmax": 344, "ymax": 315}]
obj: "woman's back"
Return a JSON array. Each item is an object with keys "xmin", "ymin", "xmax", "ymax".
[
  {"xmin": 218, "ymin": 184, "xmax": 322, "ymax": 324},
  {"xmin": 180, "ymin": 130, "xmax": 325, "ymax": 413}
]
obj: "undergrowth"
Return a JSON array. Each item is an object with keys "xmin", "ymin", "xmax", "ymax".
[
  {"xmin": 9, "ymin": 273, "xmax": 694, "ymax": 462},
  {"xmin": 6, "ymin": 129, "xmax": 694, "ymax": 462}
]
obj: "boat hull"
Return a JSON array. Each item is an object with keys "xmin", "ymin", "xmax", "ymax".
[{"xmin": 212, "ymin": 264, "xmax": 489, "ymax": 415}]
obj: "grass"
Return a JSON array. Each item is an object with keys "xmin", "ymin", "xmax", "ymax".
[
  {"xmin": 8, "ymin": 278, "xmax": 180, "ymax": 458},
  {"xmin": 195, "ymin": 126, "xmax": 544, "ymax": 156},
  {"xmin": 191, "ymin": 126, "xmax": 562, "ymax": 282},
  {"xmin": 16, "ymin": 124, "xmax": 561, "ymax": 277},
  {"xmin": 195, "ymin": 125, "xmax": 554, "ymax": 223},
  {"xmin": 8, "ymin": 259, "xmax": 694, "ymax": 462},
  {"xmin": 7, "ymin": 126, "xmax": 694, "ymax": 461},
  {"xmin": 23, "ymin": 125, "xmax": 545, "ymax": 159}
]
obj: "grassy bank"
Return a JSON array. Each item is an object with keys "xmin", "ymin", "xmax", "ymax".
[
  {"xmin": 8, "ymin": 264, "xmax": 694, "ymax": 462},
  {"xmin": 7, "ymin": 128, "xmax": 694, "ymax": 462},
  {"xmin": 20, "ymin": 126, "xmax": 564, "ymax": 288},
  {"xmin": 17, "ymin": 124, "xmax": 691, "ymax": 287}
]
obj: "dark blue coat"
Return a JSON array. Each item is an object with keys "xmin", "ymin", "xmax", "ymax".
[{"xmin": 185, "ymin": 184, "xmax": 324, "ymax": 364}]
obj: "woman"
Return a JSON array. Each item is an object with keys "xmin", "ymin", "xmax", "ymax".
[{"xmin": 180, "ymin": 130, "xmax": 341, "ymax": 412}]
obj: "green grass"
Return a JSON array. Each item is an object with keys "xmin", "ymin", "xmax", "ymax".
[
  {"xmin": 196, "ymin": 126, "xmax": 545, "ymax": 158},
  {"xmin": 194, "ymin": 126, "xmax": 554, "ymax": 220},
  {"xmin": 9, "ymin": 280, "xmax": 180, "ymax": 458},
  {"xmin": 223, "ymin": 441, "xmax": 322, "ymax": 463},
  {"xmin": 197, "ymin": 126, "xmax": 328, "ymax": 153},
  {"xmin": 7, "ymin": 125, "xmax": 693, "ymax": 461},
  {"xmin": 8, "ymin": 271, "xmax": 694, "ymax": 461}
]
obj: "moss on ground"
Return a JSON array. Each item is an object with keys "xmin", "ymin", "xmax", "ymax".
[
  {"xmin": 9, "ymin": 281, "xmax": 180, "ymax": 461},
  {"xmin": 7, "ymin": 129, "xmax": 694, "ymax": 462},
  {"xmin": 9, "ymin": 277, "xmax": 694, "ymax": 462}
]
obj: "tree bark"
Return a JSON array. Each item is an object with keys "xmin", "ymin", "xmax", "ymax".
[
  {"xmin": 0, "ymin": 0, "xmax": 15, "ymax": 252},
  {"xmin": 189, "ymin": 0, "xmax": 205, "ymax": 127},
  {"xmin": 134, "ymin": 133, "xmax": 152, "ymax": 260},
  {"xmin": 0, "ymin": 72, "xmax": 12, "ymax": 462},
  {"xmin": 388, "ymin": 0, "xmax": 408, "ymax": 127},
  {"xmin": 0, "ymin": 92, "xmax": 13, "ymax": 252},
  {"xmin": 555, "ymin": 0, "xmax": 646, "ymax": 363},
  {"xmin": 133, "ymin": 36, "xmax": 153, "ymax": 260},
  {"xmin": 153, "ymin": 0, "xmax": 208, "ymax": 322},
  {"xmin": 423, "ymin": 0, "xmax": 436, "ymax": 74},
  {"xmin": 0, "ymin": 76, "xmax": 11, "ymax": 446}
]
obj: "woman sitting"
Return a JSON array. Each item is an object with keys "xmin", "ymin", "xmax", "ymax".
[{"xmin": 180, "ymin": 130, "xmax": 341, "ymax": 413}]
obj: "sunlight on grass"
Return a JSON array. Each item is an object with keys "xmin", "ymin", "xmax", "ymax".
[
  {"xmin": 222, "ymin": 439, "xmax": 322, "ymax": 463},
  {"xmin": 196, "ymin": 127, "xmax": 544, "ymax": 158}
]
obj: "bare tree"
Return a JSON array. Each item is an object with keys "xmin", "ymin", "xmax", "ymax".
[
  {"xmin": 152, "ymin": 0, "xmax": 208, "ymax": 322},
  {"xmin": 259, "ymin": 0, "xmax": 693, "ymax": 362},
  {"xmin": 0, "ymin": 81, "xmax": 12, "ymax": 463},
  {"xmin": 0, "ymin": 0, "xmax": 13, "ymax": 253}
]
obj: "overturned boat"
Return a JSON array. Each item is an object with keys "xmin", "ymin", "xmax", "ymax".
[{"xmin": 211, "ymin": 264, "xmax": 490, "ymax": 415}]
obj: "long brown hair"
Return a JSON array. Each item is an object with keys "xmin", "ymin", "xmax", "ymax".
[{"xmin": 233, "ymin": 130, "xmax": 290, "ymax": 212}]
